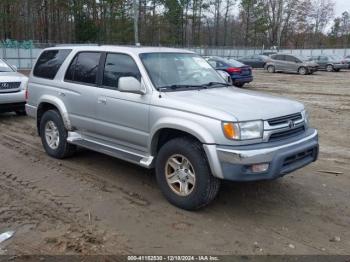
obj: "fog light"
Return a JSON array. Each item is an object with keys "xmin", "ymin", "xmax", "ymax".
[{"xmin": 250, "ymin": 163, "xmax": 269, "ymax": 173}]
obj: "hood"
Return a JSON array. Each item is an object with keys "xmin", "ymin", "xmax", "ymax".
[
  {"xmin": 0, "ymin": 71, "xmax": 28, "ymax": 82},
  {"xmin": 156, "ymin": 87, "xmax": 304, "ymax": 121}
]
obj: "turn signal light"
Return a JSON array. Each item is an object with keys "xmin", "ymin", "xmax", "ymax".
[{"xmin": 223, "ymin": 122, "xmax": 237, "ymax": 139}]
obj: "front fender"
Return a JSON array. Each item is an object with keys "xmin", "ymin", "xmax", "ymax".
[
  {"xmin": 149, "ymin": 117, "xmax": 216, "ymax": 152},
  {"xmin": 38, "ymin": 95, "xmax": 72, "ymax": 130}
]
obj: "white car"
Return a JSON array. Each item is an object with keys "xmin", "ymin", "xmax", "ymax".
[{"xmin": 0, "ymin": 59, "xmax": 28, "ymax": 115}]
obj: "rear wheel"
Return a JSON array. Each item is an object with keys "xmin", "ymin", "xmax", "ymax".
[
  {"xmin": 267, "ymin": 65, "xmax": 275, "ymax": 73},
  {"xmin": 298, "ymin": 67, "xmax": 308, "ymax": 75},
  {"xmin": 39, "ymin": 110, "xmax": 76, "ymax": 159},
  {"xmin": 234, "ymin": 83, "xmax": 244, "ymax": 88},
  {"xmin": 15, "ymin": 109, "xmax": 26, "ymax": 116},
  {"xmin": 326, "ymin": 65, "xmax": 334, "ymax": 72},
  {"xmin": 155, "ymin": 137, "xmax": 220, "ymax": 210}
]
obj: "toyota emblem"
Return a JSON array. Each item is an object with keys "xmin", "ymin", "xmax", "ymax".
[{"xmin": 288, "ymin": 120, "xmax": 295, "ymax": 128}]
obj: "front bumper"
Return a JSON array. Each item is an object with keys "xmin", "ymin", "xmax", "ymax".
[
  {"xmin": 308, "ymin": 66, "xmax": 318, "ymax": 72},
  {"xmin": 0, "ymin": 90, "xmax": 26, "ymax": 113},
  {"xmin": 204, "ymin": 128, "xmax": 318, "ymax": 181}
]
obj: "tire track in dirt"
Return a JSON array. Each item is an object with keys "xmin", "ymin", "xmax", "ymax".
[{"xmin": 0, "ymin": 126, "xmax": 151, "ymax": 208}]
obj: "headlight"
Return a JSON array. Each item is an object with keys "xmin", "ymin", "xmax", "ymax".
[
  {"xmin": 302, "ymin": 109, "xmax": 310, "ymax": 127},
  {"xmin": 222, "ymin": 120, "xmax": 263, "ymax": 140}
]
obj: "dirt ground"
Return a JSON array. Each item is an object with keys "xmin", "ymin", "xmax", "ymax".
[{"xmin": 0, "ymin": 69, "xmax": 349, "ymax": 255}]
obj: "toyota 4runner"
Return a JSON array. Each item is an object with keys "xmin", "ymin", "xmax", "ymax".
[{"xmin": 26, "ymin": 46, "xmax": 319, "ymax": 210}]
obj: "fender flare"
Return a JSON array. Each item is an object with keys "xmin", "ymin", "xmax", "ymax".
[
  {"xmin": 37, "ymin": 95, "xmax": 72, "ymax": 130},
  {"xmin": 149, "ymin": 117, "xmax": 216, "ymax": 154}
]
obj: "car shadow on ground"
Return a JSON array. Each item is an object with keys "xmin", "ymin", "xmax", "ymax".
[{"xmin": 70, "ymin": 147, "xmax": 316, "ymax": 218}]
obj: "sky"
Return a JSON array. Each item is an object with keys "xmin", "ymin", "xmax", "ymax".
[{"xmin": 335, "ymin": 0, "xmax": 350, "ymax": 16}]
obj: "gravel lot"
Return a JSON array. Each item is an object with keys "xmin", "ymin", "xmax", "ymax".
[{"xmin": 0, "ymin": 70, "xmax": 349, "ymax": 255}]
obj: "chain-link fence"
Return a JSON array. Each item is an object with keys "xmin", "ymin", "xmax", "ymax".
[{"xmin": 1, "ymin": 41, "xmax": 350, "ymax": 69}]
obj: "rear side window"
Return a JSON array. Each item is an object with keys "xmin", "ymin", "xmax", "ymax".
[
  {"xmin": 65, "ymin": 52, "xmax": 102, "ymax": 85},
  {"xmin": 33, "ymin": 49, "xmax": 71, "ymax": 79},
  {"xmin": 272, "ymin": 55, "xmax": 285, "ymax": 61},
  {"xmin": 103, "ymin": 53, "xmax": 141, "ymax": 88},
  {"xmin": 285, "ymin": 55, "xmax": 297, "ymax": 62}
]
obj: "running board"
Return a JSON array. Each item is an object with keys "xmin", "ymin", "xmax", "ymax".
[{"xmin": 67, "ymin": 132, "xmax": 154, "ymax": 168}]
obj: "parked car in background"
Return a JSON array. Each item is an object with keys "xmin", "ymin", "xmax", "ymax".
[
  {"xmin": 265, "ymin": 54, "xmax": 318, "ymax": 75},
  {"xmin": 237, "ymin": 54, "xmax": 270, "ymax": 68},
  {"xmin": 310, "ymin": 55, "xmax": 348, "ymax": 72},
  {"xmin": 26, "ymin": 46, "xmax": 318, "ymax": 210},
  {"xmin": 204, "ymin": 56, "xmax": 253, "ymax": 87},
  {"xmin": 0, "ymin": 58, "xmax": 28, "ymax": 115},
  {"xmin": 261, "ymin": 51, "xmax": 277, "ymax": 56},
  {"xmin": 344, "ymin": 55, "xmax": 350, "ymax": 69}
]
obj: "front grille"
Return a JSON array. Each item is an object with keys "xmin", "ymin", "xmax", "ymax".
[
  {"xmin": 269, "ymin": 126, "xmax": 305, "ymax": 142},
  {"xmin": 283, "ymin": 148, "xmax": 315, "ymax": 167},
  {"xmin": 0, "ymin": 82, "xmax": 21, "ymax": 90},
  {"xmin": 268, "ymin": 113, "xmax": 302, "ymax": 126}
]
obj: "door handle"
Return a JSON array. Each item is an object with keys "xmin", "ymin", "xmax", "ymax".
[{"xmin": 98, "ymin": 97, "xmax": 107, "ymax": 104}]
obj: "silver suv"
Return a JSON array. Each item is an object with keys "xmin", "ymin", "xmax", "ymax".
[
  {"xmin": 265, "ymin": 54, "xmax": 318, "ymax": 75},
  {"xmin": 26, "ymin": 46, "xmax": 319, "ymax": 210}
]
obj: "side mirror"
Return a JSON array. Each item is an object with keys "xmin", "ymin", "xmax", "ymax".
[
  {"xmin": 118, "ymin": 76, "xmax": 146, "ymax": 95},
  {"xmin": 12, "ymin": 65, "xmax": 18, "ymax": 71},
  {"xmin": 216, "ymin": 70, "xmax": 233, "ymax": 85}
]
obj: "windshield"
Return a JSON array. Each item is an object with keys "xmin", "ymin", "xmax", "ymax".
[
  {"xmin": 0, "ymin": 59, "xmax": 14, "ymax": 72},
  {"xmin": 295, "ymin": 55, "xmax": 309, "ymax": 62},
  {"xmin": 224, "ymin": 58, "xmax": 244, "ymax": 67},
  {"xmin": 139, "ymin": 53, "xmax": 226, "ymax": 90},
  {"xmin": 329, "ymin": 55, "xmax": 342, "ymax": 61}
]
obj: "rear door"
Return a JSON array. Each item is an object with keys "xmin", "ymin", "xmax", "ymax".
[
  {"xmin": 63, "ymin": 51, "xmax": 103, "ymax": 133},
  {"xmin": 284, "ymin": 55, "xmax": 299, "ymax": 72},
  {"xmin": 272, "ymin": 55, "xmax": 286, "ymax": 71},
  {"xmin": 95, "ymin": 53, "xmax": 151, "ymax": 152},
  {"xmin": 318, "ymin": 56, "xmax": 328, "ymax": 69}
]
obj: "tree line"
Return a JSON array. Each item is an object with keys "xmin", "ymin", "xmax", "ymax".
[{"xmin": 0, "ymin": 0, "xmax": 349, "ymax": 48}]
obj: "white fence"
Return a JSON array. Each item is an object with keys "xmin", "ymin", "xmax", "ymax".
[
  {"xmin": 1, "ymin": 47, "xmax": 42, "ymax": 69},
  {"xmin": 187, "ymin": 47, "xmax": 350, "ymax": 59},
  {"xmin": 1, "ymin": 46, "xmax": 350, "ymax": 69}
]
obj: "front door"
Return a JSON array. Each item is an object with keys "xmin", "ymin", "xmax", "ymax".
[{"xmin": 96, "ymin": 53, "xmax": 151, "ymax": 152}]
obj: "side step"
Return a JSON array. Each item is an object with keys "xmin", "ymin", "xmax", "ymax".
[{"xmin": 67, "ymin": 132, "xmax": 154, "ymax": 168}]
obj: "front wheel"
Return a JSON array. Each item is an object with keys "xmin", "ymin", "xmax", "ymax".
[
  {"xmin": 39, "ymin": 110, "xmax": 76, "ymax": 159},
  {"xmin": 298, "ymin": 67, "xmax": 308, "ymax": 75},
  {"xmin": 155, "ymin": 137, "xmax": 220, "ymax": 210},
  {"xmin": 326, "ymin": 65, "xmax": 334, "ymax": 72},
  {"xmin": 267, "ymin": 65, "xmax": 275, "ymax": 73}
]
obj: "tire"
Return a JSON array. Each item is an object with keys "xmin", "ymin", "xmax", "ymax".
[
  {"xmin": 267, "ymin": 65, "xmax": 275, "ymax": 73},
  {"xmin": 298, "ymin": 67, "xmax": 308, "ymax": 75},
  {"xmin": 155, "ymin": 137, "xmax": 221, "ymax": 210},
  {"xmin": 15, "ymin": 109, "xmax": 26, "ymax": 116},
  {"xmin": 39, "ymin": 109, "xmax": 76, "ymax": 159},
  {"xmin": 326, "ymin": 65, "xmax": 334, "ymax": 72},
  {"xmin": 234, "ymin": 83, "xmax": 244, "ymax": 88}
]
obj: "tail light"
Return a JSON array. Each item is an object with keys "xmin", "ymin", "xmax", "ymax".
[
  {"xmin": 25, "ymin": 85, "xmax": 29, "ymax": 101},
  {"xmin": 227, "ymin": 67, "xmax": 241, "ymax": 74}
]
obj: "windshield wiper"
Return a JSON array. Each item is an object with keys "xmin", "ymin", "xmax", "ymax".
[
  {"xmin": 159, "ymin": 84, "xmax": 206, "ymax": 91},
  {"xmin": 158, "ymin": 82, "xmax": 230, "ymax": 91},
  {"xmin": 202, "ymin": 82, "xmax": 231, "ymax": 87}
]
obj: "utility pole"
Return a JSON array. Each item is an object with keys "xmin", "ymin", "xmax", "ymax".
[{"xmin": 133, "ymin": 0, "xmax": 139, "ymax": 45}]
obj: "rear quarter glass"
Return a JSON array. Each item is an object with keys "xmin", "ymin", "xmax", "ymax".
[{"xmin": 33, "ymin": 49, "xmax": 72, "ymax": 79}]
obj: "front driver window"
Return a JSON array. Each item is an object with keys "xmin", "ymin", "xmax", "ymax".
[{"xmin": 103, "ymin": 53, "xmax": 141, "ymax": 89}]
